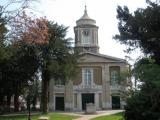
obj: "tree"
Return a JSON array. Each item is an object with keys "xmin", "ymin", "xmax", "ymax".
[
  {"xmin": 114, "ymin": 0, "xmax": 160, "ymax": 64},
  {"xmin": 114, "ymin": 1, "xmax": 160, "ymax": 119},
  {"xmin": 0, "ymin": 11, "xmax": 8, "ymax": 61},
  {"xmin": 9, "ymin": 13, "xmax": 48, "ymax": 112},
  {"xmin": 0, "ymin": 0, "xmax": 48, "ymax": 113},
  {"xmin": 124, "ymin": 58, "xmax": 160, "ymax": 120},
  {"xmin": 0, "ymin": 0, "xmax": 37, "ymax": 21},
  {"xmin": 0, "ymin": 12, "xmax": 44, "ymax": 112},
  {"xmin": 40, "ymin": 22, "xmax": 78, "ymax": 113},
  {"xmin": 0, "ymin": 12, "xmax": 11, "ymax": 113},
  {"xmin": 11, "ymin": 13, "xmax": 78, "ymax": 113}
]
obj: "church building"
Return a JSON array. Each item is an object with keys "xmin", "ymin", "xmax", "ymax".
[{"xmin": 49, "ymin": 6, "xmax": 130, "ymax": 111}]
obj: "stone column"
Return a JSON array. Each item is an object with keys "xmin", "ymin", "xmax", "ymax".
[
  {"xmin": 77, "ymin": 93, "xmax": 82, "ymax": 111},
  {"xmin": 49, "ymin": 78, "xmax": 54, "ymax": 111},
  {"xmin": 102, "ymin": 64, "xmax": 111, "ymax": 109},
  {"xmin": 102, "ymin": 65, "xmax": 106, "ymax": 109},
  {"xmin": 95, "ymin": 93, "xmax": 99, "ymax": 110},
  {"xmin": 105, "ymin": 64, "xmax": 112, "ymax": 109},
  {"xmin": 65, "ymin": 80, "xmax": 73, "ymax": 111}
]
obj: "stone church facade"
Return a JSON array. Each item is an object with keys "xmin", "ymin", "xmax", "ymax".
[{"xmin": 49, "ymin": 7, "xmax": 130, "ymax": 111}]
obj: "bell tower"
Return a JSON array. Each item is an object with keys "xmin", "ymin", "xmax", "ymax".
[{"xmin": 74, "ymin": 6, "xmax": 99, "ymax": 53}]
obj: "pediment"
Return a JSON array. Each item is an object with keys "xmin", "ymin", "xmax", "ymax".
[{"xmin": 78, "ymin": 52, "xmax": 126, "ymax": 63}]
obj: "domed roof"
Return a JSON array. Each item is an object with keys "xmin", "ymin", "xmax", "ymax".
[{"xmin": 76, "ymin": 6, "xmax": 96, "ymax": 26}]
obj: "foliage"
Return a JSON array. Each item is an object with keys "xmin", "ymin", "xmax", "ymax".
[
  {"xmin": 0, "ymin": 0, "xmax": 37, "ymax": 22},
  {"xmin": 91, "ymin": 112, "xmax": 123, "ymax": 120},
  {"xmin": 0, "ymin": 0, "xmax": 79, "ymax": 113},
  {"xmin": 47, "ymin": 22, "xmax": 78, "ymax": 80},
  {"xmin": 0, "ymin": 11, "xmax": 45, "ymax": 112},
  {"xmin": 115, "ymin": 1, "xmax": 160, "ymax": 120},
  {"xmin": 26, "ymin": 74, "xmax": 41, "ymax": 111},
  {"xmin": 124, "ymin": 58, "xmax": 160, "ymax": 120},
  {"xmin": 40, "ymin": 21, "xmax": 79, "ymax": 113},
  {"xmin": 8, "ymin": 11, "xmax": 48, "ymax": 45},
  {"xmin": 114, "ymin": 1, "xmax": 160, "ymax": 64},
  {"xmin": 0, "ymin": 13, "xmax": 9, "ymax": 112}
]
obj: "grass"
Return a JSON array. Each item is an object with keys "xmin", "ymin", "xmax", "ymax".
[
  {"xmin": 91, "ymin": 112, "xmax": 124, "ymax": 120},
  {"xmin": 0, "ymin": 113, "xmax": 79, "ymax": 120}
]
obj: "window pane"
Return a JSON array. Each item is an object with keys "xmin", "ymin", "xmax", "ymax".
[
  {"xmin": 111, "ymin": 71, "xmax": 118, "ymax": 85},
  {"xmin": 83, "ymin": 68, "xmax": 93, "ymax": 87}
]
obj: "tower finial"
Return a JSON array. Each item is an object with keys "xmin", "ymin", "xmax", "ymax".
[{"xmin": 84, "ymin": 4, "xmax": 87, "ymax": 14}]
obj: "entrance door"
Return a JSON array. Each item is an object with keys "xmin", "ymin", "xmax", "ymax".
[
  {"xmin": 55, "ymin": 97, "xmax": 64, "ymax": 111},
  {"xmin": 82, "ymin": 93, "xmax": 94, "ymax": 110},
  {"xmin": 112, "ymin": 96, "xmax": 120, "ymax": 109}
]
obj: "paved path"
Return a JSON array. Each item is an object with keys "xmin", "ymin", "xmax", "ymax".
[{"xmin": 62, "ymin": 110, "xmax": 123, "ymax": 120}]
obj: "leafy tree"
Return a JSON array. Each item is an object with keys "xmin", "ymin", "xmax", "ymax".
[
  {"xmin": 0, "ymin": 12, "xmax": 42, "ymax": 112},
  {"xmin": 0, "ymin": 0, "xmax": 47, "ymax": 113},
  {"xmin": 124, "ymin": 58, "xmax": 160, "ymax": 120},
  {"xmin": 0, "ymin": 12, "xmax": 10, "ymax": 112},
  {"xmin": 114, "ymin": 0, "xmax": 160, "ymax": 64},
  {"xmin": 0, "ymin": 0, "xmax": 37, "ymax": 22},
  {"xmin": 11, "ymin": 13, "xmax": 78, "ymax": 113},
  {"xmin": 40, "ymin": 22, "xmax": 78, "ymax": 113},
  {"xmin": 114, "ymin": 1, "xmax": 160, "ymax": 119},
  {"xmin": 9, "ymin": 13, "xmax": 48, "ymax": 112},
  {"xmin": 26, "ymin": 74, "xmax": 41, "ymax": 111}
]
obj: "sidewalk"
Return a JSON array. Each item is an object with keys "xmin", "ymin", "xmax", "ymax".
[{"xmin": 63, "ymin": 110, "xmax": 123, "ymax": 120}]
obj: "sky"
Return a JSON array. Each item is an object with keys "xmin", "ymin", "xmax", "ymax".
[
  {"xmin": 34, "ymin": 0, "xmax": 148, "ymax": 65},
  {"xmin": 1, "ymin": 0, "xmax": 148, "ymax": 65}
]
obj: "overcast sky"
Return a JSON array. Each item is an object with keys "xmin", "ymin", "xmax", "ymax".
[
  {"xmin": 1, "ymin": 0, "xmax": 148, "ymax": 64},
  {"xmin": 35, "ymin": 0, "xmax": 148, "ymax": 64}
]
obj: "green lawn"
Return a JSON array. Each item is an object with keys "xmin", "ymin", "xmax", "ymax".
[
  {"xmin": 0, "ymin": 113, "xmax": 79, "ymax": 120},
  {"xmin": 91, "ymin": 112, "xmax": 124, "ymax": 120}
]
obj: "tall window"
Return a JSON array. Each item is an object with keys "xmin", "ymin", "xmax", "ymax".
[
  {"xmin": 111, "ymin": 70, "xmax": 119, "ymax": 85},
  {"xmin": 82, "ymin": 68, "xmax": 93, "ymax": 87},
  {"xmin": 110, "ymin": 66, "xmax": 120, "ymax": 85}
]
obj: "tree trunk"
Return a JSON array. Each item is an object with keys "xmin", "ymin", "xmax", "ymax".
[
  {"xmin": 32, "ymin": 96, "xmax": 36, "ymax": 111},
  {"xmin": 0, "ymin": 96, "xmax": 4, "ymax": 114},
  {"xmin": 0, "ymin": 96, "xmax": 4, "ymax": 107},
  {"xmin": 41, "ymin": 69, "xmax": 49, "ymax": 113},
  {"xmin": 14, "ymin": 93, "xmax": 19, "ymax": 112},
  {"xmin": 7, "ymin": 95, "xmax": 11, "ymax": 111}
]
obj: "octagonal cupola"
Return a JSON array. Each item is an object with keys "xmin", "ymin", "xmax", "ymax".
[
  {"xmin": 76, "ymin": 6, "xmax": 96, "ymax": 26},
  {"xmin": 74, "ymin": 6, "xmax": 99, "ymax": 53}
]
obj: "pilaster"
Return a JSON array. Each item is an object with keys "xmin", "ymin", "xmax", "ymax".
[
  {"xmin": 77, "ymin": 93, "xmax": 82, "ymax": 111},
  {"xmin": 65, "ymin": 80, "xmax": 73, "ymax": 111},
  {"xmin": 102, "ymin": 64, "xmax": 111, "ymax": 109},
  {"xmin": 95, "ymin": 93, "xmax": 99, "ymax": 110}
]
